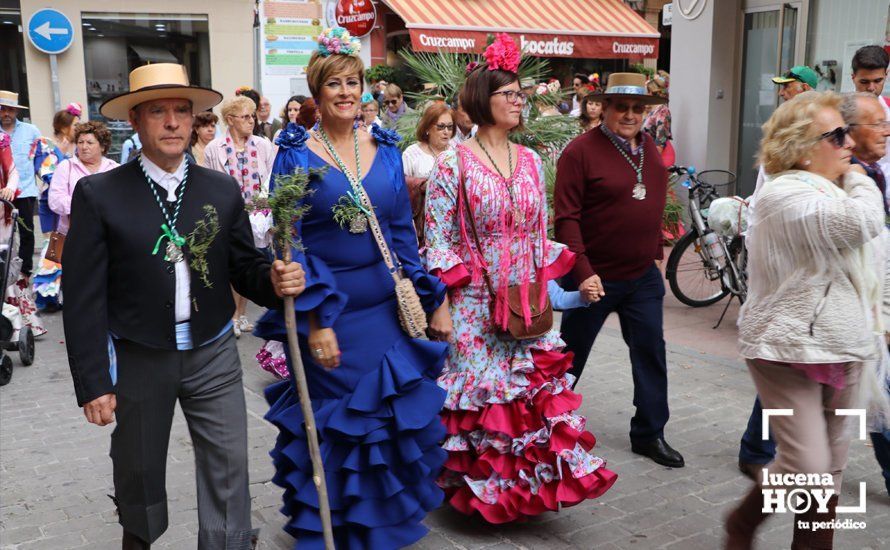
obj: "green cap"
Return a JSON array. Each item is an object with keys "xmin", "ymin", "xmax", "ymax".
[{"xmin": 772, "ymin": 66, "xmax": 818, "ymax": 89}]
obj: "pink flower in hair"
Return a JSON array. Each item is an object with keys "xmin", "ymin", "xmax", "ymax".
[
  {"xmin": 465, "ymin": 61, "xmax": 480, "ymax": 74},
  {"xmin": 484, "ymin": 33, "xmax": 521, "ymax": 74}
]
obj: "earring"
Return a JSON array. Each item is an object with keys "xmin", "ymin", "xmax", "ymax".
[{"xmin": 803, "ymin": 159, "xmax": 811, "ymax": 166}]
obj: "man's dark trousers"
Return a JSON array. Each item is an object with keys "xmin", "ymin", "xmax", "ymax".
[
  {"xmin": 14, "ymin": 197, "xmax": 36, "ymax": 276},
  {"xmin": 739, "ymin": 397, "xmax": 777, "ymax": 465},
  {"xmin": 560, "ymin": 264, "xmax": 669, "ymax": 444},
  {"xmin": 111, "ymin": 331, "xmax": 253, "ymax": 549}
]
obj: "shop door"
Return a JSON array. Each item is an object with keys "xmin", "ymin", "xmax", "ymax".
[{"xmin": 736, "ymin": 4, "xmax": 800, "ymax": 197}]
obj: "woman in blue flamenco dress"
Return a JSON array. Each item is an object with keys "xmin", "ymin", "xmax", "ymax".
[{"xmin": 254, "ymin": 28, "xmax": 454, "ymax": 550}]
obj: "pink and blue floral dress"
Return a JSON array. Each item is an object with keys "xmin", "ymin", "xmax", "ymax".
[{"xmin": 423, "ymin": 143, "xmax": 617, "ymax": 523}]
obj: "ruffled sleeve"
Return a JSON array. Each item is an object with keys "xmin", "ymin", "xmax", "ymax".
[
  {"xmin": 254, "ymin": 124, "xmax": 348, "ymax": 341},
  {"xmin": 375, "ymin": 141, "xmax": 447, "ymax": 313},
  {"xmin": 422, "ymin": 148, "xmax": 471, "ymax": 289}
]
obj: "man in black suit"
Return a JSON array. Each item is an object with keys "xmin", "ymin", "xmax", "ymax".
[{"xmin": 62, "ymin": 63, "xmax": 305, "ymax": 550}]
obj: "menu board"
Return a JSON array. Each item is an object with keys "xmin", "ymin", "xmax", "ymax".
[{"xmin": 261, "ymin": 0, "xmax": 325, "ymax": 77}]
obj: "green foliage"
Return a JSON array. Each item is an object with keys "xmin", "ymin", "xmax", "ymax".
[
  {"xmin": 631, "ymin": 63, "xmax": 655, "ymax": 79},
  {"xmin": 511, "ymin": 115, "xmax": 581, "ymax": 159},
  {"xmin": 395, "ymin": 109, "xmax": 423, "ymax": 151},
  {"xmin": 365, "ymin": 64, "xmax": 396, "ymax": 84},
  {"xmin": 331, "ymin": 196, "xmax": 367, "ymax": 230},
  {"xmin": 186, "ymin": 205, "xmax": 220, "ymax": 288},
  {"xmin": 269, "ymin": 168, "xmax": 319, "ymax": 255}
]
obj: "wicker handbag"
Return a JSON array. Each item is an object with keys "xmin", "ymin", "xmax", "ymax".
[{"xmin": 357, "ymin": 185, "xmax": 429, "ymax": 339}]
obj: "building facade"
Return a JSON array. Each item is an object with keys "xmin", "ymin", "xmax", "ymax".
[{"xmin": 671, "ymin": 0, "xmax": 890, "ymax": 196}]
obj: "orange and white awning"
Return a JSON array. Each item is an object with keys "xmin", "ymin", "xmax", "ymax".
[{"xmin": 382, "ymin": 0, "xmax": 660, "ymax": 59}]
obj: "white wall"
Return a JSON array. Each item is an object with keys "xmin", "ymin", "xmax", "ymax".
[
  {"xmin": 669, "ymin": 0, "xmax": 742, "ymax": 174},
  {"xmin": 806, "ymin": 0, "xmax": 889, "ymax": 92}
]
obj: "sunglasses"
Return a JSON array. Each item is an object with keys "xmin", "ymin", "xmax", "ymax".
[
  {"xmin": 818, "ymin": 126, "xmax": 850, "ymax": 148},
  {"xmin": 612, "ymin": 103, "xmax": 647, "ymax": 115},
  {"xmin": 385, "ymin": 99, "xmax": 400, "ymax": 106},
  {"xmin": 435, "ymin": 123, "xmax": 455, "ymax": 132}
]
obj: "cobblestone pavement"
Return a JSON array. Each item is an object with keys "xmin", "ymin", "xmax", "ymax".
[{"xmin": 2, "ymin": 300, "xmax": 888, "ymax": 549}]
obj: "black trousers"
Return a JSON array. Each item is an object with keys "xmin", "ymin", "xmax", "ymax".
[
  {"xmin": 110, "ymin": 331, "xmax": 253, "ymax": 548},
  {"xmin": 14, "ymin": 197, "xmax": 36, "ymax": 276},
  {"xmin": 560, "ymin": 264, "xmax": 670, "ymax": 444}
]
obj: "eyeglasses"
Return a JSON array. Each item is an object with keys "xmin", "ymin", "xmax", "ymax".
[
  {"xmin": 490, "ymin": 90, "xmax": 527, "ymax": 104},
  {"xmin": 385, "ymin": 99, "xmax": 400, "ymax": 106},
  {"xmin": 849, "ymin": 121, "xmax": 890, "ymax": 130},
  {"xmin": 818, "ymin": 126, "xmax": 850, "ymax": 148},
  {"xmin": 435, "ymin": 123, "xmax": 455, "ymax": 132},
  {"xmin": 229, "ymin": 114, "xmax": 254, "ymax": 122},
  {"xmin": 612, "ymin": 103, "xmax": 647, "ymax": 115}
]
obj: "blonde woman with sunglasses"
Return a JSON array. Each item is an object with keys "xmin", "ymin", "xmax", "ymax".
[{"xmin": 727, "ymin": 90, "xmax": 890, "ymax": 549}]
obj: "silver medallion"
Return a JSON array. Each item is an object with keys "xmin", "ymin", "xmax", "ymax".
[
  {"xmin": 349, "ymin": 215, "xmax": 369, "ymax": 234},
  {"xmin": 165, "ymin": 241, "xmax": 185, "ymax": 263},
  {"xmin": 632, "ymin": 182, "xmax": 647, "ymax": 201}
]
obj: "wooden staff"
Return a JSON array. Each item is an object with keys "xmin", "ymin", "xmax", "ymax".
[{"xmin": 269, "ymin": 171, "xmax": 335, "ymax": 549}]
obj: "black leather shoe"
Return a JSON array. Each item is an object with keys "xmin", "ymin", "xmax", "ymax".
[
  {"xmin": 122, "ymin": 531, "xmax": 150, "ymax": 550},
  {"xmin": 631, "ymin": 437, "xmax": 685, "ymax": 468}
]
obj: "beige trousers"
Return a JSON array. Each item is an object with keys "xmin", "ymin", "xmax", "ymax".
[{"xmin": 747, "ymin": 359, "xmax": 862, "ymax": 491}]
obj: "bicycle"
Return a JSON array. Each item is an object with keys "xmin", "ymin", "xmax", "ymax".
[{"xmin": 664, "ymin": 166, "xmax": 747, "ymax": 327}]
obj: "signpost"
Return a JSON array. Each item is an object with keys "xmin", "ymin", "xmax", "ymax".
[{"xmin": 27, "ymin": 9, "xmax": 74, "ymax": 112}]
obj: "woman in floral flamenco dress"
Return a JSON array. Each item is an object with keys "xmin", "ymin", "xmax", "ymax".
[{"xmin": 423, "ymin": 34, "xmax": 617, "ymax": 522}]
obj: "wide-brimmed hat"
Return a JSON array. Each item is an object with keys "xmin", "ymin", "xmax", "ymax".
[
  {"xmin": 0, "ymin": 91, "xmax": 28, "ymax": 110},
  {"xmin": 587, "ymin": 73, "xmax": 667, "ymax": 105},
  {"xmin": 100, "ymin": 63, "xmax": 223, "ymax": 120}
]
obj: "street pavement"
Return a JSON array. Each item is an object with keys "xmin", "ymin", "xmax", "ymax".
[{"xmin": 1, "ymin": 286, "xmax": 888, "ymax": 549}]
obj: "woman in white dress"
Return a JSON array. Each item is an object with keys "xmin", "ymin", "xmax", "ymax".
[{"xmin": 401, "ymin": 102, "xmax": 454, "ymax": 242}]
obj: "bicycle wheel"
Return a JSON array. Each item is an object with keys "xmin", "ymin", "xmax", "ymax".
[{"xmin": 665, "ymin": 229, "xmax": 729, "ymax": 307}]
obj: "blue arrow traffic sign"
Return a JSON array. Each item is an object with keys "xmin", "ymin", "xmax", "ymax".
[{"xmin": 27, "ymin": 9, "xmax": 74, "ymax": 55}]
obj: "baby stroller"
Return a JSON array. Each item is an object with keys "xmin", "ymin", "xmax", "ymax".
[{"xmin": 0, "ymin": 198, "xmax": 35, "ymax": 386}]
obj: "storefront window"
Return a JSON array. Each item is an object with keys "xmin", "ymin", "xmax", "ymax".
[
  {"xmin": 82, "ymin": 13, "xmax": 210, "ymax": 158},
  {"xmin": 0, "ymin": 9, "xmax": 28, "ymax": 116},
  {"xmin": 805, "ymin": 0, "xmax": 890, "ymax": 93}
]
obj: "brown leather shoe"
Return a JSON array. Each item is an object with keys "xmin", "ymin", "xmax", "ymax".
[
  {"xmin": 791, "ymin": 494, "xmax": 837, "ymax": 549},
  {"xmin": 725, "ymin": 487, "xmax": 770, "ymax": 550},
  {"xmin": 738, "ymin": 460, "xmax": 764, "ymax": 482}
]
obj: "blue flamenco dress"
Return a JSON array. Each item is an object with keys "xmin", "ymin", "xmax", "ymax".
[{"xmin": 255, "ymin": 124, "xmax": 449, "ymax": 549}]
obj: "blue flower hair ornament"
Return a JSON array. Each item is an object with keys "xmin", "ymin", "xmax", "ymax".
[
  {"xmin": 317, "ymin": 27, "xmax": 361, "ymax": 57},
  {"xmin": 275, "ymin": 122, "xmax": 310, "ymax": 150},
  {"xmin": 361, "ymin": 92, "xmax": 375, "ymax": 104},
  {"xmin": 370, "ymin": 124, "xmax": 401, "ymax": 146}
]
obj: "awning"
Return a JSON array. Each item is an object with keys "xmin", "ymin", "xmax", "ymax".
[{"xmin": 382, "ymin": 0, "xmax": 660, "ymax": 59}]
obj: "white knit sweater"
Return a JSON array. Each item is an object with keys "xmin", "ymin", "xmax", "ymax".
[{"xmin": 738, "ymin": 170, "xmax": 889, "ymax": 363}]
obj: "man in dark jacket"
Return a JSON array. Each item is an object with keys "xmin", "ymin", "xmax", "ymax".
[{"xmin": 63, "ymin": 63, "xmax": 304, "ymax": 549}]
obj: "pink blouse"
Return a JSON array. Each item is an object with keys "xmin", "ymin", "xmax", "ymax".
[{"xmin": 48, "ymin": 156, "xmax": 119, "ymax": 234}]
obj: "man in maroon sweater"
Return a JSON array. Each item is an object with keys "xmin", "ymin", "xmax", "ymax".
[{"xmin": 555, "ymin": 73, "xmax": 684, "ymax": 468}]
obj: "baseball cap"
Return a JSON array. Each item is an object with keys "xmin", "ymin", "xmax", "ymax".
[{"xmin": 772, "ymin": 66, "xmax": 818, "ymax": 89}]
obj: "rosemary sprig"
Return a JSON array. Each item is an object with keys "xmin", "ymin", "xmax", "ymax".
[
  {"xmin": 186, "ymin": 205, "xmax": 220, "ymax": 288},
  {"xmin": 268, "ymin": 168, "xmax": 319, "ymax": 255},
  {"xmin": 331, "ymin": 195, "xmax": 369, "ymax": 230}
]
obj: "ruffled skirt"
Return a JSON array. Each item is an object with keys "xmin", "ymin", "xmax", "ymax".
[
  {"xmin": 263, "ymin": 303, "xmax": 449, "ymax": 549},
  {"xmin": 438, "ymin": 287, "xmax": 616, "ymax": 523}
]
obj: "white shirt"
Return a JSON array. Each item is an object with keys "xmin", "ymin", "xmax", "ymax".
[
  {"xmin": 402, "ymin": 143, "xmax": 438, "ymax": 180},
  {"xmin": 140, "ymin": 154, "xmax": 192, "ymax": 323}
]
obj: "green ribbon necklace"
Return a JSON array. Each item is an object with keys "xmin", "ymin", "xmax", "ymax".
[{"xmin": 139, "ymin": 157, "xmax": 189, "ymax": 262}]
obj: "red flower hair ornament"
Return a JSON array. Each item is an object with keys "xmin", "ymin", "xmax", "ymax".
[{"xmin": 483, "ymin": 33, "xmax": 521, "ymax": 74}]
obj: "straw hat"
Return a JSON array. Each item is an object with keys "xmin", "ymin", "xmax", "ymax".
[
  {"xmin": 100, "ymin": 63, "xmax": 223, "ymax": 120},
  {"xmin": 0, "ymin": 91, "xmax": 28, "ymax": 110},
  {"xmin": 587, "ymin": 73, "xmax": 666, "ymax": 105}
]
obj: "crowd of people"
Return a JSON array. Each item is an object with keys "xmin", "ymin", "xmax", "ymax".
[{"xmin": 2, "ymin": 23, "xmax": 889, "ymax": 550}]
